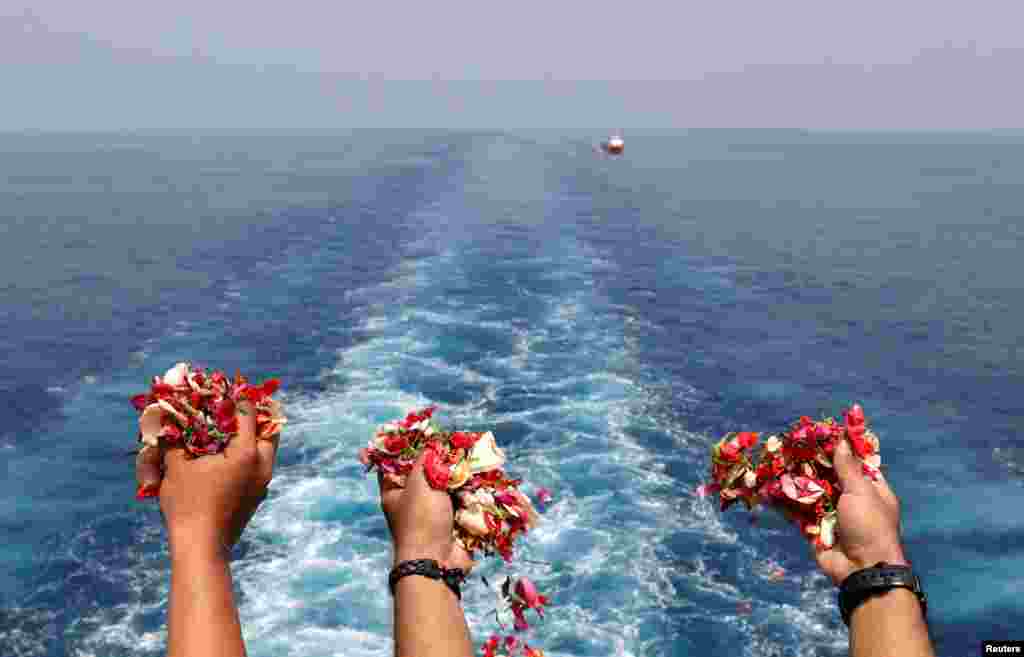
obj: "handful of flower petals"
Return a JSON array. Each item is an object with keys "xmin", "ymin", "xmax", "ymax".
[
  {"xmin": 359, "ymin": 407, "xmax": 553, "ymax": 655},
  {"xmin": 131, "ymin": 362, "xmax": 286, "ymax": 499},
  {"xmin": 360, "ymin": 406, "xmax": 542, "ymax": 563},
  {"xmin": 698, "ymin": 404, "xmax": 882, "ymax": 550}
]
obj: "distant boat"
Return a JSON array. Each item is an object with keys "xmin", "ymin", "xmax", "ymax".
[{"xmin": 600, "ymin": 134, "xmax": 624, "ymax": 155}]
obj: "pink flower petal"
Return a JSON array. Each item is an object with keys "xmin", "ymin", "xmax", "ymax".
[
  {"xmin": 780, "ymin": 474, "xmax": 798, "ymax": 501},
  {"xmin": 696, "ymin": 483, "xmax": 720, "ymax": 498}
]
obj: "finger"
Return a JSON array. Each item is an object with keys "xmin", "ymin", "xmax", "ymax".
[
  {"xmin": 233, "ymin": 398, "xmax": 259, "ymax": 450},
  {"xmin": 255, "ymin": 432, "xmax": 279, "ymax": 486},
  {"xmin": 135, "ymin": 444, "xmax": 166, "ymax": 493},
  {"xmin": 377, "ymin": 470, "xmax": 407, "ymax": 519},
  {"xmin": 833, "ymin": 437, "xmax": 871, "ymax": 496},
  {"xmin": 871, "ymin": 468, "xmax": 900, "ymax": 508},
  {"xmin": 815, "ymin": 545, "xmax": 853, "ymax": 586}
]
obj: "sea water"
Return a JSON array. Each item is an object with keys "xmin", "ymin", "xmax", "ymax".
[{"xmin": 1, "ymin": 130, "xmax": 1022, "ymax": 656}]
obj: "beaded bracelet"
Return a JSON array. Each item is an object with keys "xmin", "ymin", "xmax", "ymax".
[{"xmin": 389, "ymin": 559, "xmax": 466, "ymax": 600}]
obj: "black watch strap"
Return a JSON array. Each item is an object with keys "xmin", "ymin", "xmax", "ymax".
[
  {"xmin": 389, "ymin": 559, "xmax": 465, "ymax": 600},
  {"xmin": 838, "ymin": 562, "xmax": 927, "ymax": 626}
]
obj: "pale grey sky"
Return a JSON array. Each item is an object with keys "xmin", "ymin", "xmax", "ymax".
[{"xmin": 2, "ymin": 1, "xmax": 1022, "ymax": 128}]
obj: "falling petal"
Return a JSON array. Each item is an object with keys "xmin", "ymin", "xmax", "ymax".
[{"xmin": 699, "ymin": 482, "xmax": 722, "ymax": 498}]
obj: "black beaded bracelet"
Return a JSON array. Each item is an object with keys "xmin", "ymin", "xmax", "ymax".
[{"xmin": 389, "ymin": 559, "xmax": 466, "ymax": 600}]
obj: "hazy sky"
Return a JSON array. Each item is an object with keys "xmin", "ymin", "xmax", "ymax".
[{"xmin": 2, "ymin": 1, "xmax": 1022, "ymax": 128}]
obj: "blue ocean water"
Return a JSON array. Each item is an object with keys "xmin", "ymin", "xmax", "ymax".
[{"xmin": 1, "ymin": 130, "xmax": 1022, "ymax": 657}]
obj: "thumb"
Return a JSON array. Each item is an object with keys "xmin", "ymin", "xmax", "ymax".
[
  {"xmin": 135, "ymin": 444, "xmax": 165, "ymax": 498},
  {"xmin": 833, "ymin": 437, "xmax": 869, "ymax": 495}
]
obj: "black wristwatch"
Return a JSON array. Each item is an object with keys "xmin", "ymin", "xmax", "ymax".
[
  {"xmin": 838, "ymin": 562, "xmax": 927, "ymax": 626},
  {"xmin": 389, "ymin": 559, "xmax": 466, "ymax": 600}
]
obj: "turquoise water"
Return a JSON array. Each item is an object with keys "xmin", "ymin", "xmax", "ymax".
[{"xmin": 1, "ymin": 131, "xmax": 1022, "ymax": 656}]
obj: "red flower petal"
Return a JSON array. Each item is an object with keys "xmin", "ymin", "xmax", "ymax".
[
  {"xmin": 449, "ymin": 431, "xmax": 479, "ymax": 449},
  {"xmin": 737, "ymin": 432, "xmax": 759, "ymax": 448},
  {"xmin": 384, "ymin": 435, "xmax": 410, "ymax": 453},
  {"xmin": 422, "ymin": 447, "xmax": 450, "ymax": 489},
  {"xmin": 135, "ymin": 484, "xmax": 159, "ymax": 500},
  {"xmin": 845, "ymin": 403, "xmax": 865, "ymax": 426}
]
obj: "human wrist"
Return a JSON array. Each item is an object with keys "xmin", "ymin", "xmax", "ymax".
[
  {"xmin": 849, "ymin": 586, "xmax": 923, "ymax": 625},
  {"xmin": 168, "ymin": 520, "xmax": 231, "ymax": 563},
  {"xmin": 849, "ymin": 541, "xmax": 909, "ymax": 572}
]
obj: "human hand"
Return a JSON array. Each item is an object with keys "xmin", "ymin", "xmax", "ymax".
[
  {"xmin": 135, "ymin": 399, "xmax": 278, "ymax": 556},
  {"xmin": 815, "ymin": 436, "xmax": 908, "ymax": 586},
  {"xmin": 379, "ymin": 450, "xmax": 475, "ymax": 572}
]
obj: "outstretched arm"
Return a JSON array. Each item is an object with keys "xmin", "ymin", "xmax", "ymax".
[
  {"xmin": 136, "ymin": 400, "xmax": 277, "ymax": 657},
  {"xmin": 816, "ymin": 438, "xmax": 934, "ymax": 657},
  {"xmin": 167, "ymin": 530, "xmax": 246, "ymax": 657},
  {"xmin": 848, "ymin": 587, "xmax": 933, "ymax": 657},
  {"xmin": 379, "ymin": 453, "xmax": 475, "ymax": 657},
  {"xmin": 392, "ymin": 559, "xmax": 473, "ymax": 657}
]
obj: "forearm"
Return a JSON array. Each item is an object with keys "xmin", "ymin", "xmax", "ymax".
[
  {"xmin": 168, "ymin": 542, "xmax": 247, "ymax": 657},
  {"xmin": 393, "ymin": 576, "xmax": 473, "ymax": 657},
  {"xmin": 849, "ymin": 588, "xmax": 934, "ymax": 657}
]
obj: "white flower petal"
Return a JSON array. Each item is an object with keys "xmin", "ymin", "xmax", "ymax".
[
  {"xmin": 820, "ymin": 513, "xmax": 837, "ymax": 548},
  {"xmin": 156, "ymin": 399, "xmax": 188, "ymax": 425},
  {"xmin": 139, "ymin": 404, "xmax": 165, "ymax": 446},
  {"xmin": 797, "ymin": 491, "xmax": 823, "ymax": 504},
  {"xmin": 162, "ymin": 363, "xmax": 189, "ymax": 387},
  {"xmin": 467, "ymin": 432, "xmax": 506, "ymax": 473},
  {"xmin": 455, "ymin": 507, "xmax": 490, "ymax": 536}
]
